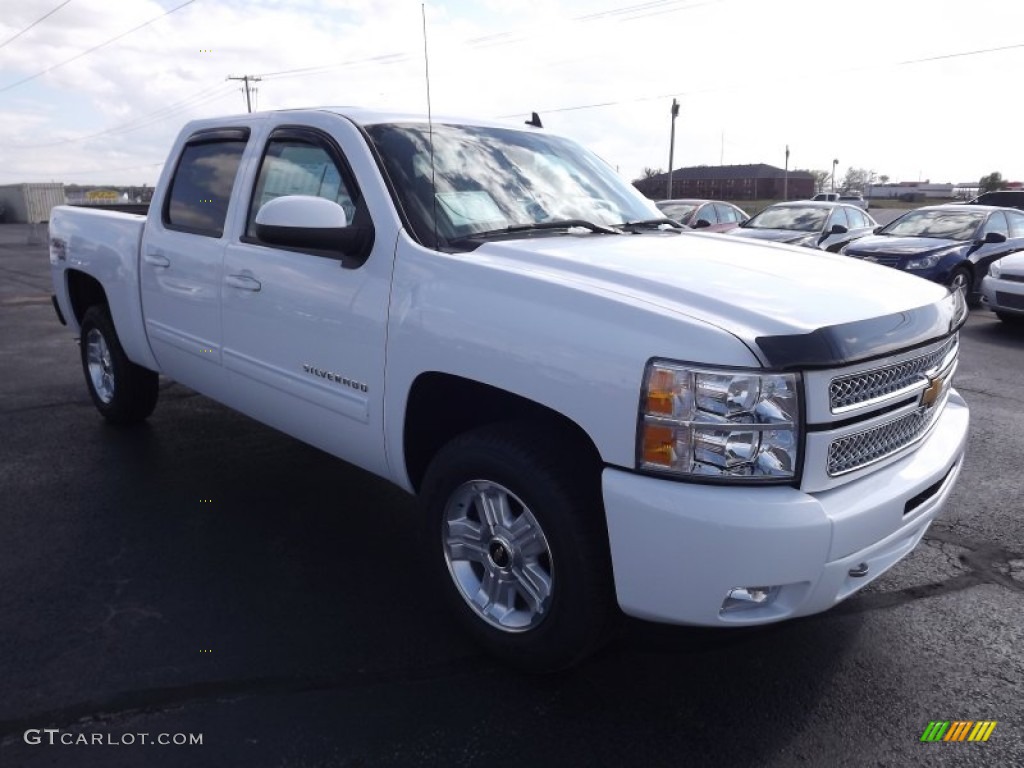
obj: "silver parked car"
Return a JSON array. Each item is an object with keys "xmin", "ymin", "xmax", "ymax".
[
  {"xmin": 981, "ymin": 253, "xmax": 1024, "ymax": 324},
  {"xmin": 727, "ymin": 201, "xmax": 877, "ymax": 252}
]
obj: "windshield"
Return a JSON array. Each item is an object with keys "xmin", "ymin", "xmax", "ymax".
[
  {"xmin": 365, "ymin": 122, "xmax": 660, "ymax": 248},
  {"xmin": 745, "ymin": 205, "xmax": 827, "ymax": 232},
  {"xmin": 881, "ymin": 210, "xmax": 985, "ymax": 241},
  {"xmin": 656, "ymin": 202, "xmax": 698, "ymax": 222}
]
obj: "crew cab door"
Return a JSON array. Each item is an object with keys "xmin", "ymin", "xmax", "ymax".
[
  {"xmin": 220, "ymin": 120, "xmax": 397, "ymax": 478},
  {"xmin": 140, "ymin": 128, "xmax": 250, "ymax": 398}
]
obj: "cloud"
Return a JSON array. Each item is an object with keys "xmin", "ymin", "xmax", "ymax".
[{"xmin": 0, "ymin": 0, "xmax": 1021, "ymax": 185}]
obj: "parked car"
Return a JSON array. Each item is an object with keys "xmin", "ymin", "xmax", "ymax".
[
  {"xmin": 841, "ymin": 205, "xmax": 1024, "ymax": 305},
  {"xmin": 655, "ymin": 199, "xmax": 748, "ymax": 232},
  {"xmin": 812, "ymin": 192, "xmax": 840, "ymax": 202},
  {"xmin": 838, "ymin": 193, "xmax": 869, "ymax": 211},
  {"xmin": 48, "ymin": 108, "xmax": 969, "ymax": 670},
  {"xmin": 726, "ymin": 201, "xmax": 877, "ymax": 251},
  {"xmin": 981, "ymin": 253, "xmax": 1024, "ymax": 324},
  {"xmin": 965, "ymin": 190, "xmax": 1024, "ymax": 210}
]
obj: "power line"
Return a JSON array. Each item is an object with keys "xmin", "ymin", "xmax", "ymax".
[
  {"xmin": 255, "ymin": 0, "xmax": 721, "ymax": 81},
  {"xmin": 0, "ymin": 161, "xmax": 164, "ymax": 178},
  {"xmin": 498, "ymin": 39, "xmax": 1024, "ymax": 120},
  {"xmin": 0, "ymin": 0, "xmax": 71, "ymax": 51},
  {"xmin": 896, "ymin": 41, "xmax": 1024, "ymax": 66},
  {"xmin": 8, "ymin": 83, "xmax": 233, "ymax": 149},
  {"xmin": 0, "ymin": 0, "xmax": 198, "ymax": 95}
]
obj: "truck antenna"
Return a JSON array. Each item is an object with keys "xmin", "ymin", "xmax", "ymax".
[{"xmin": 421, "ymin": 3, "xmax": 438, "ymax": 249}]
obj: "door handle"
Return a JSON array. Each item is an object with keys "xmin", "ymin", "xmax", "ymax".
[
  {"xmin": 225, "ymin": 273, "xmax": 262, "ymax": 292},
  {"xmin": 144, "ymin": 252, "xmax": 170, "ymax": 268}
]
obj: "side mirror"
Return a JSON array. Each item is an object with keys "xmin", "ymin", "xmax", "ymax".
[
  {"xmin": 829, "ymin": 224, "xmax": 849, "ymax": 234},
  {"xmin": 982, "ymin": 231, "xmax": 1007, "ymax": 244},
  {"xmin": 694, "ymin": 218, "xmax": 712, "ymax": 229},
  {"xmin": 255, "ymin": 195, "xmax": 373, "ymax": 262}
]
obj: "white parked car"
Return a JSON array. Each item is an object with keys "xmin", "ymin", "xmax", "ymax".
[
  {"xmin": 48, "ymin": 107, "xmax": 969, "ymax": 670},
  {"xmin": 982, "ymin": 254, "xmax": 1024, "ymax": 324},
  {"xmin": 839, "ymin": 193, "xmax": 870, "ymax": 211}
]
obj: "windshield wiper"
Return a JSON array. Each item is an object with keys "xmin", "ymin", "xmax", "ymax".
[
  {"xmin": 616, "ymin": 218, "xmax": 684, "ymax": 232},
  {"xmin": 450, "ymin": 219, "xmax": 621, "ymax": 246}
]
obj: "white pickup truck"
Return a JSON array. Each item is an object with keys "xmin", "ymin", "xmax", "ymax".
[{"xmin": 49, "ymin": 108, "xmax": 969, "ymax": 670}]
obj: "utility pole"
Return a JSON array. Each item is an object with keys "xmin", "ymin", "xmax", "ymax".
[
  {"xmin": 667, "ymin": 98, "xmax": 679, "ymax": 199},
  {"xmin": 832, "ymin": 158, "xmax": 839, "ymax": 192},
  {"xmin": 783, "ymin": 145, "xmax": 789, "ymax": 200},
  {"xmin": 227, "ymin": 74, "xmax": 262, "ymax": 113}
]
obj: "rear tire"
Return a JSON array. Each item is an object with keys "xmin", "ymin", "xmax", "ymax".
[
  {"xmin": 420, "ymin": 422, "xmax": 615, "ymax": 672},
  {"xmin": 80, "ymin": 305, "xmax": 158, "ymax": 424}
]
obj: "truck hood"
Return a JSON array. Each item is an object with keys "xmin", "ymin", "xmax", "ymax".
[{"xmin": 471, "ymin": 231, "xmax": 961, "ymax": 367}]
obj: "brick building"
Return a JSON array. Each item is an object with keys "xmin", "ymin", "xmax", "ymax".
[{"xmin": 634, "ymin": 163, "xmax": 815, "ymax": 201}]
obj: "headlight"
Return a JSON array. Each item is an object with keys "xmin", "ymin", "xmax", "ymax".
[
  {"xmin": 639, "ymin": 362, "xmax": 801, "ymax": 481},
  {"xmin": 906, "ymin": 255, "xmax": 940, "ymax": 270},
  {"xmin": 989, "ymin": 260, "xmax": 1002, "ymax": 278}
]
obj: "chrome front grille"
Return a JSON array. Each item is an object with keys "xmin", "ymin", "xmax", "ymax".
[
  {"xmin": 827, "ymin": 406, "xmax": 936, "ymax": 476},
  {"xmin": 829, "ymin": 336, "xmax": 957, "ymax": 412}
]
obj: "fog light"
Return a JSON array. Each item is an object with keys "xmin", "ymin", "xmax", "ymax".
[{"xmin": 721, "ymin": 586, "xmax": 779, "ymax": 613}]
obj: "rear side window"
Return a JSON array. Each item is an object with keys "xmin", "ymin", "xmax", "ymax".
[{"xmin": 164, "ymin": 134, "xmax": 248, "ymax": 237}]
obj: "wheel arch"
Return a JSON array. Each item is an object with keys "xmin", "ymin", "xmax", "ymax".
[
  {"xmin": 402, "ymin": 372, "xmax": 604, "ymax": 494},
  {"xmin": 66, "ymin": 269, "xmax": 108, "ymax": 326}
]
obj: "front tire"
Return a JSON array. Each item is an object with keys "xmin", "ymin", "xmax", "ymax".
[
  {"xmin": 420, "ymin": 422, "xmax": 615, "ymax": 671},
  {"xmin": 80, "ymin": 305, "xmax": 158, "ymax": 424},
  {"xmin": 948, "ymin": 266, "xmax": 977, "ymax": 307}
]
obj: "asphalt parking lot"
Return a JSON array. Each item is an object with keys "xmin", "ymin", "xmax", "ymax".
[{"xmin": 1, "ymin": 222, "xmax": 1022, "ymax": 767}]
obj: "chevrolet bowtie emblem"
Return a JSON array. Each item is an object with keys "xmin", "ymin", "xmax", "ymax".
[{"xmin": 921, "ymin": 375, "xmax": 944, "ymax": 408}]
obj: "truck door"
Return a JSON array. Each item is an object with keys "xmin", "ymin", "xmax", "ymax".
[
  {"xmin": 140, "ymin": 128, "xmax": 250, "ymax": 399},
  {"xmin": 221, "ymin": 122, "xmax": 396, "ymax": 478}
]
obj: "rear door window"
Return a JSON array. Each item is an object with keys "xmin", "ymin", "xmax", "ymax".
[{"xmin": 164, "ymin": 131, "xmax": 248, "ymax": 237}]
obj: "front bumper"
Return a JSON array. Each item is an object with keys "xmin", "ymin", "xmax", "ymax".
[
  {"xmin": 602, "ymin": 390, "xmax": 969, "ymax": 626},
  {"xmin": 981, "ymin": 274, "xmax": 1024, "ymax": 315}
]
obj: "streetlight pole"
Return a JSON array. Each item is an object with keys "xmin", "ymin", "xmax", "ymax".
[
  {"xmin": 832, "ymin": 158, "xmax": 839, "ymax": 192},
  {"xmin": 783, "ymin": 145, "xmax": 789, "ymax": 200},
  {"xmin": 667, "ymin": 98, "xmax": 679, "ymax": 199}
]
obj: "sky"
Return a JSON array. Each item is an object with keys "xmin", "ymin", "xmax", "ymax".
[{"xmin": 0, "ymin": 0, "xmax": 1022, "ymax": 188}]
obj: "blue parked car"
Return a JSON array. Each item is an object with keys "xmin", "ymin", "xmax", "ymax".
[{"xmin": 841, "ymin": 205, "xmax": 1024, "ymax": 306}]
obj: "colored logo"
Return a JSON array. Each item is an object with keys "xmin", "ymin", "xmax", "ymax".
[{"xmin": 920, "ymin": 721, "xmax": 997, "ymax": 742}]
